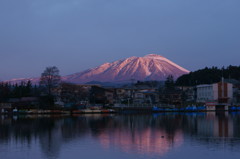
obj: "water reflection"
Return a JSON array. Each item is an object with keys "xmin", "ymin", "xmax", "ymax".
[
  {"xmin": 0, "ymin": 113, "xmax": 240, "ymax": 159},
  {"xmin": 98, "ymin": 126, "xmax": 183, "ymax": 155}
]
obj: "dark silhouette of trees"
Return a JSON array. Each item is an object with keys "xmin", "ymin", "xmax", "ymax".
[
  {"xmin": 40, "ymin": 66, "xmax": 61, "ymax": 96},
  {"xmin": 0, "ymin": 81, "xmax": 40, "ymax": 102},
  {"xmin": 39, "ymin": 66, "xmax": 61, "ymax": 107},
  {"xmin": 176, "ymin": 65, "xmax": 240, "ymax": 86},
  {"xmin": 165, "ymin": 75, "xmax": 175, "ymax": 90},
  {"xmin": 0, "ymin": 82, "xmax": 11, "ymax": 102}
]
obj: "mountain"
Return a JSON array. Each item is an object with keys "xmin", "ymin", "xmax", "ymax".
[
  {"xmin": 65, "ymin": 54, "xmax": 189, "ymax": 83},
  {"xmin": 5, "ymin": 77, "xmax": 39, "ymax": 85},
  {"xmin": 5, "ymin": 54, "xmax": 189, "ymax": 84}
]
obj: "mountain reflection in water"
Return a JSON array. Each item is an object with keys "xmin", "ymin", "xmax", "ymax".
[{"xmin": 0, "ymin": 112, "xmax": 240, "ymax": 159}]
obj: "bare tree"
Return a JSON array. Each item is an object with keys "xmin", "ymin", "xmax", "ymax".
[{"xmin": 40, "ymin": 66, "xmax": 61, "ymax": 95}]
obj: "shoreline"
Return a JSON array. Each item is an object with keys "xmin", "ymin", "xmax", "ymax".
[{"xmin": 1, "ymin": 108, "xmax": 240, "ymax": 115}]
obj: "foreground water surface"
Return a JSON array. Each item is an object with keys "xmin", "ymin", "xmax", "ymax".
[{"xmin": 0, "ymin": 112, "xmax": 240, "ymax": 159}]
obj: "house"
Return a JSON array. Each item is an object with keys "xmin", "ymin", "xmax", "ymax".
[
  {"xmin": 113, "ymin": 83, "xmax": 160, "ymax": 105},
  {"xmin": 133, "ymin": 90, "xmax": 159, "ymax": 104},
  {"xmin": 114, "ymin": 87, "xmax": 132, "ymax": 104},
  {"xmin": 8, "ymin": 97, "xmax": 39, "ymax": 109},
  {"xmin": 0, "ymin": 103, "xmax": 12, "ymax": 113},
  {"xmin": 178, "ymin": 86, "xmax": 196, "ymax": 103},
  {"xmin": 90, "ymin": 86, "xmax": 114, "ymax": 105},
  {"xmin": 54, "ymin": 83, "xmax": 93, "ymax": 107},
  {"xmin": 159, "ymin": 89, "xmax": 182, "ymax": 106}
]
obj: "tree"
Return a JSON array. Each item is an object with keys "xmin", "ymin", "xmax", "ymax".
[
  {"xmin": 25, "ymin": 80, "xmax": 32, "ymax": 96},
  {"xmin": 165, "ymin": 75, "xmax": 175, "ymax": 90},
  {"xmin": 40, "ymin": 66, "xmax": 61, "ymax": 96},
  {"xmin": 176, "ymin": 65, "xmax": 240, "ymax": 86}
]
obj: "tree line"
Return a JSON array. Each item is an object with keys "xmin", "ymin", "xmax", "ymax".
[
  {"xmin": 2, "ymin": 65, "xmax": 240, "ymax": 106},
  {"xmin": 0, "ymin": 66, "xmax": 61, "ymax": 106},
  {"xmin": 176, "ymin": 65, "xmax": 240, "ymax": 86},
  {"xmin": 0, "ymin": 81, "xmax": 40, "ymax": 102}
]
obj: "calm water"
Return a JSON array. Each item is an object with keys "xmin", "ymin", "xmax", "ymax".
[{"xmin": 1, "ymin": 112, "xmax": 240, "ymax": 159}]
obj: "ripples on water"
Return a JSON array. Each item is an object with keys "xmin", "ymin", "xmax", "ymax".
[{"xmin": 0, "ymin": 112, "xmax": 240, "ymax": 159}]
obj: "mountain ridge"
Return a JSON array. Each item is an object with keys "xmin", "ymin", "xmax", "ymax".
[
  {"xmin": 5, "ymin": 54, "xmax": 190, "ymax": 84},
  {"xmin": 65, "ymin": 54, "xmax": 189, "ymax": 83}
]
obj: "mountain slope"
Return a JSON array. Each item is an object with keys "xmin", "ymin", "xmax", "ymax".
[
  {"xmin": 65, "ymin": 54, "xmax": 189, "ymax": 83},
  {"xmin": 5, "ymin": 54, "xmax": 189, "ymax": 84}
]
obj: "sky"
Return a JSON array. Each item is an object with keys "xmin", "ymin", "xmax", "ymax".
[{"xmin": 0, "ymin": 0, "xmax": 240, "ymax": 81}]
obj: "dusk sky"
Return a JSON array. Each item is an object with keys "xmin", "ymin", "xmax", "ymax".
[{"xmin": 1, "ymin": 0, "xmax": 240, "ymax": 81}]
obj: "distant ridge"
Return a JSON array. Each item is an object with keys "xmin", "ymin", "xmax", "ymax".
[{"xmin": 5, "ymin": 54, "xmax": 189, "ymax": 84}]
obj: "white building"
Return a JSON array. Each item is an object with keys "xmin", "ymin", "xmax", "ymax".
[
  {"xmin": 197, "ymin": 82, "xmax": 233, "ymax": 104},
  {"xmin": 197, "ymin": 84, "xmax": 213, "ymax": 103}
]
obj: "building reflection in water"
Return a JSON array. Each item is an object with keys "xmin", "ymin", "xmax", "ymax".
[
  {"xmin": 0, "ymin": 112, "xmax": 240, "ymax": 158},
  {"xmin": 195, "ymin": 112, "xmax": 235, "ymax": 138}
]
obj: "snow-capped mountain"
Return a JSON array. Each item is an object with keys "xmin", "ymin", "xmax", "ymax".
[
  {"xmin": 5, "ymin": 54, "xmax": 189, "ymax": 84},
  {"xmin": 65, "ymin": 54, "xmax": 189, "ymax": 83},
  {"xmin": 5, "ymin": 77, "xmax": 40, "ymax": 85}
]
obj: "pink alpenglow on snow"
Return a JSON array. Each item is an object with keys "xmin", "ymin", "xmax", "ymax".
[
  {"xmin": 6, "ymin": 54, "xmax": 189, "ymax": 84},
  {"xmin": 65, "ymin": 54, "xmax": 190, "ymax": 83}
]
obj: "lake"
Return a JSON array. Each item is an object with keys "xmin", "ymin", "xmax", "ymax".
[{"xmin": 0, "ymin": 112, "xmax": 240, "ymax": 159}]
